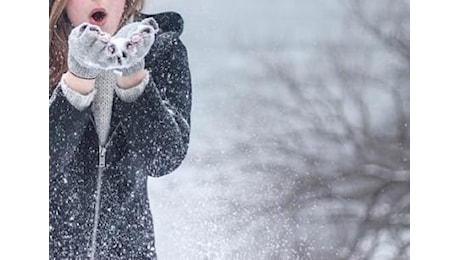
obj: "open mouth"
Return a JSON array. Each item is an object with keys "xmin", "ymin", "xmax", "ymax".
[{"xmin": 89, "ymin": 8, "xmax": 107, "ymax": 25}]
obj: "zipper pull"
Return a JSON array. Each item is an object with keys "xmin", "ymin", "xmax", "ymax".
[{"xmin": 98, "ymin": 146, "xmax": 106, "ymax": 169}]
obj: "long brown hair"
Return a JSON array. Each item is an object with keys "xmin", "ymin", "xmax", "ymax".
[{"xmin": 49, "ymin": 0, "xmax": 144, "ymax": 93}]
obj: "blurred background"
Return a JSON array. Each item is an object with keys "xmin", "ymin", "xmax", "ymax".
[{"xmin": 143, "ymin": 0, "xmax": 409, "ymax": 259}]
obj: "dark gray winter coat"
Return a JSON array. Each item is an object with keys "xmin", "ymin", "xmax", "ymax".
[{"xmin": 49, "ymin": 12, "xmax": 191, "ymax": 259}]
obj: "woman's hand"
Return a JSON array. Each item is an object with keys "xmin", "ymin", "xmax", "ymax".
[
  {"xmin": 67, "ymin": 23, "xmax": 112, "ymax": 79},
  {"xmin": 108, "ymin": 17, "xmax": 159, "ymax": 77}
]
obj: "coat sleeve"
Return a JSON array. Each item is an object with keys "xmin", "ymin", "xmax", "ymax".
[
  {"xmin": 113, "ymin": 31, "xmax": 192, "ymax": 177},
  {"xmin": 49, "ymin": 86, "xmax": 93, "ymax": 173}
]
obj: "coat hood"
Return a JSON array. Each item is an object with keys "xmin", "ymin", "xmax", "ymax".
[{"xmin": 138, "ymin": 12, "xmax": 184, "ymax": 36}]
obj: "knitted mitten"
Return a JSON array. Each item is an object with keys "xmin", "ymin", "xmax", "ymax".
[
  {"xmin": 67, "ymin": 23, "xmax": 112, "ymax": 79},
  {"xmin": 108, "ymin": 17, "xmax": 159, "ymax": 76}
]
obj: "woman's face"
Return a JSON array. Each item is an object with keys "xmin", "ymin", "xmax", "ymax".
[{"xmin": 65, "ymin": 0, "xmax": 126, "ymax": 35}]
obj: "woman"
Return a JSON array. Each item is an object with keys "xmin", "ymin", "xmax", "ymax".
[{"xmin": 49, "ymin": 0, "xmax": 192, "ymax": 258}]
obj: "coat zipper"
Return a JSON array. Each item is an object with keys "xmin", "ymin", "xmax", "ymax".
[
  {"xmin": 89, "ymin": 146, "xmax": 106, "ymax": 260},
  {"xmin": 88, "ymin": 117, "xmax": 122, "ymax": 260}
]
